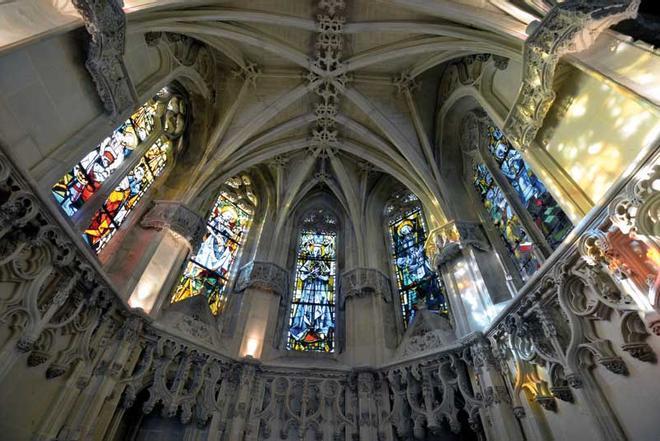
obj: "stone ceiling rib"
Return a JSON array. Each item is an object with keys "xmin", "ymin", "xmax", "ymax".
[{"xmin": 129, "ymin": 9, "xmax": 317, "ymax": 32}]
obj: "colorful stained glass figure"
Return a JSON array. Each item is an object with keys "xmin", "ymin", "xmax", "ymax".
[
  {"xmin": 51, "ymin": 98, "xmax": 158, "ymax": 217},
  {"xmin": 472, "ymin": 162, "xmax": 541, "ymax": 280},
  {"xmin": 171, "ymin": 178, "xmax": 255, "ymax": 315},
  {"xmin": 288, "ymin": 231, "xmax": 337, "ymax": 352},
  {"xmin": 486, "ymin": 126, "xmax": 573, "ymax": 249},
  {"xmin": 388, "ymin": 208, "xmax": 448, "ymax": 327},
  {"xmin": 83, "ymin": 138, "xmax": 170, "ymax": 252}
]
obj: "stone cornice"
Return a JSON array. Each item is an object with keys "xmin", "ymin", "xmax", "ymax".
[{"xmin": 503, "ymin": 0, "xmax": 640, "ymax": 151}]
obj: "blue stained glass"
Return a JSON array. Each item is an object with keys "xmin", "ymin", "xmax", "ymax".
[
  {"xmin": 487, "ymin": 127, "xmax": 572, "ymax": 249},
  {"xmin": 288, "ymin": 231, "xmax": 336, "ymax": 352},
  {"xmin": 389, "ymin": 209, "xmax": 448, "ymax": 327},
  {"xmin": 171, "ymin": 180, "xmax": 255, "ymax": 315}
]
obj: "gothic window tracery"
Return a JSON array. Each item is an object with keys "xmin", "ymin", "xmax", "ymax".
[
  {"xmin": 51, "ymin": 87, "xmax": 187, "ymax": 253},
  {"xmin": 386, "ymin": 192, "xmax": 448, "ymax": 327},
  {"xmin": 171, "ymin": 175, "xmax": 256, "ymax": 315},
  {"xmin": 287, "ymin": 208, "xmax": 337, "ymax": 352}
]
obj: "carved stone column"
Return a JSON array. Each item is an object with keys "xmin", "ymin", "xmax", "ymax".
[
  {"xmin": 354, "ymin": 370, "xmax": 379, "ymax": 441},
  {"xmin": 71, "ymin": 0, "xmax": 138, "ymax": 117},
  {"xmin": 112, "ymin": 200, "xmax": 206, "ymax": 313},
  {"xmin": 341, "ymin": 268, "xmax": 394, "ymax": 365},
  {"xmin": 470, "ymin": 336, "xmax": 525, "ymax": 441},
  {"xmin": 427, "ymin": 221, "xmax": 510, "ymax": 335},
  {"xmin": 503, "ymin": 0, "xmax": 640, "ymax": 152},
  {"xmin": 234, "ymin": 261, "xmax": 288, "ymax": 359}
]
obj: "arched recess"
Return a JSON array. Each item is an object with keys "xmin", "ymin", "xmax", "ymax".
[{"xmin": 272, "ymin": 189, "xmax": 351, "ymax": 355}]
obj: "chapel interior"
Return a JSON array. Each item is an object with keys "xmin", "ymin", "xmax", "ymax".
[{"xmin": 0, "ymin": 1, "xmax": 659, "ymax": 440}]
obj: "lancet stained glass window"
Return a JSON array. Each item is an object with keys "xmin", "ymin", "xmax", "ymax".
[
  {"xmin": 473, "ymin": 163, "xmax": 541, "ymax": 280},
  {"xmin": 288, "ymin": 230, "xmax": 337, "ymax": 352},
  {"xmin": 388, "ymin": 203, "xmax": 448, "ymax": 327},
  {"xmin": 52, "ymin": 100, "xmax": 158, "ymax": 217},
  {"xmin": 486, "ymin": 126, "xmax": 573, "ymax": 249},
  {"xmin": 83, "ymin": 138, "xmax": 170, "ymax": 252},
  {"xmin": 171, "ymin": 176, "xmax": 256, "ymax": 315}
]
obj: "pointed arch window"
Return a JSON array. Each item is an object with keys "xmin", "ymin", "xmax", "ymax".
[
  {"xmin": 471, "ymin": 126, "xmax": 573, "ymax": 281},
  {"xmin": 171, "ymin": 175, "xmax": 256, "ymax": 315},
  {"xmin": 386, "ymin": 192, "xmax": 448, "ymax": 327},
  {"xmin": 288, "ymin": 209, "xmax": 337, "ymax": 352},
  {"xmin": 51, "ymin": 87, "xmax": 187, "ymax": 253}
]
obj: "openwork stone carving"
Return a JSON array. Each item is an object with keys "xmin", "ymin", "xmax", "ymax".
[
  {"xmin": 341, "ymin": 268, "xmax": 392, "ymax": 306},
  {"xmin": 235, "ymin": 261, "xmax": 288, "ymax": 295},
  {"xmin": 141, "ymin": 200, "xmax": 206, "ymax": 249},
  {"xmin": 503, "ymin": 0, "xmax": 640, "ymax": 151},
  {"xmin": 72, "ymin": 0, "xmax": 138, "ymax": 117}
]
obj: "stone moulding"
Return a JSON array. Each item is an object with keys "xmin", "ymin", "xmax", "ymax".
[
  {"xmin": 235, "ymin": 261, "xmax": 289, "ymax": 295},
  {"xmin": 72, "ymin": 0, "xmax": 138, "ymax": 117},
  {"xmin": 140, "ymin": 200, "xmax": 206, "ymax": 249},
  {"xmin": 340, "ymin": 267, "xmax": 392, "ymax": 306},
  {"xmin": 503, "ymin": 0, "xmax": 640, "ymax": 151}
]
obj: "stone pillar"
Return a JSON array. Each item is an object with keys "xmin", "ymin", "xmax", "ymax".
[
  {"xmin": 341, "ymin": 268, "xmax": 394, "ymax": 365},
  {"xmin": 234, "ymin": 261, "xmax": 288, "ymax": 359},
  {"xmin": 117, "ymin": 200, "xmax": 206, "ymax": 314},
  {"xmin": 427, "ymin": 221, "xmax": 510, "ymax": 335}
]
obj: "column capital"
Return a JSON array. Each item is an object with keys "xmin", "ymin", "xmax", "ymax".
[
  {"xmin": 425, "ymin": 221, "xmax": 489, "ymax": 268},
  {"xmin": 235, "ymin": 261, "xmax": 288, "ymax": 296},
  {"xmin": 140, "ymin": 200, "xmax": 206, "ymax": 249},
  {"xmin": 341, "ymin": 267, "xmax": 392, "ymax": 307}
]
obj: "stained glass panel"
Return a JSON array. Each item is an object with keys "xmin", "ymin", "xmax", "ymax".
[
  {"xmin": 388, "ymin": 209, "xmax": 448, "ymax": 327},
  {"xmin": 83, "ymin": 138, "xmax": 171, "ymax": 253},
  {"xmin": 472, "ymin": 162, "xmax": 540, "ymax": 280},
  {"xmin": 487, "ymin": 126, "xmax": 573, "ymax": 249},
  {"xmin": 171, "ymin": 178, "xmax": 256, "ymax": 315},
  {"xmin": 51, "ymin": 98, "xmax": 158, "ymax": 217},
  {"xmin": 288, "ymin": 231, "xmax": 337, "ymax": 352}
]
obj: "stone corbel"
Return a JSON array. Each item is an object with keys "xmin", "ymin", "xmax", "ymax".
[
  {"xmin": 503, "ymin": 0, "xmax": 640, "ymax": 151},
  {"xmin": 340, "ymin": 268, "xmax": 392, "ymax": 308},
  {"xmin": 426, "ymin": 221, "xmax": 490, "ymax": 268},
  {"xmin": 140, "ymin": 200, "xmax": 206, "ymax": 249},
  {"xmin": 72, "ymin": 0, "xmax": 138, "ymax": 117},
  {"xmin": 235, "ymin": 261, "xmax": 288, "ymax": 296}
]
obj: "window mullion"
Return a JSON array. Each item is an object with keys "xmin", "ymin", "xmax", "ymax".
[
  {"xmin": 71, "ymin": 127, "xmax": 163, "ymax": 230},
  {"xmin": 477, "ymin": 149, "xmax": 553, "ymax": 259}
]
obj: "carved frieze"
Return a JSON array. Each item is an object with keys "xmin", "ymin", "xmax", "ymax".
[
  {"xmin": 72, "ymin": 0, "xmax": 138, "ymax": 117},
  {"xmin": 141, "ymin": 200, "xmax": 207, "ymax": 249}
]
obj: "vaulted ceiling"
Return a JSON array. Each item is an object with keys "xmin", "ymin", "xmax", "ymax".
[{"xmin": 127, "ymin": 0, "xmax": 536, "ymax": 225}]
